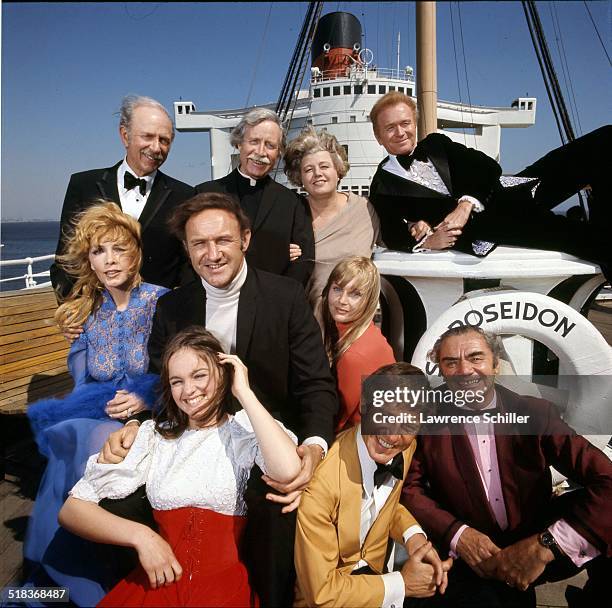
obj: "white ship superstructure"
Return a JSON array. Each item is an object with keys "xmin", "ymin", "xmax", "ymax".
[{"xmin": 174, "ymin": 11, "xmax": 536, "ymax": 198}]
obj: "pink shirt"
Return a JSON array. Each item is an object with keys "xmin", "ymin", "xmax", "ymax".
[{"xmin": 449, "ymin": 395, "xmax": 599, "ymax": 567}]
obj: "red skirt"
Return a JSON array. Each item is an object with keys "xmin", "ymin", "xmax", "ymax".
[{"xmin": 99, "ymin": 508, "xmax": 258, "ymax": 607}]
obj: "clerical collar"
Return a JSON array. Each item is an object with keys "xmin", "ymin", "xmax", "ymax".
[
  {"xmin": 237, "ymin": 167, "xmax": 268, "ymax": 188},
  {"xmin": 119, "ymin": 158, "xmax": 156, "ymax": 189},
  {"xmin": 201, "ymin": 259, "xmax": 248, "ymax": 299}
]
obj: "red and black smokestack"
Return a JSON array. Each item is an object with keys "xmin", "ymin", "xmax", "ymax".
[{"xmin": 312, "ymin": 12, "xmax": 362, "ymax": 78}]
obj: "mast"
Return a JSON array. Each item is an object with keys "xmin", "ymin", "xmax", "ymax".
[
  {"xmin": 416, "ymin": 1, "xmax": 437, "ymax": 139},
  {"xmin": 396, "ymin": 31, "xmax": 401, "ymax": 77}
]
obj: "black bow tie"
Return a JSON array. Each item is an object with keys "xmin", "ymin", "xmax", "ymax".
[
  {"xmin": 373, "ymin": 452, "xmax": 404, "ymax": 488},
  {"xmin": 397, "ymin": 145, "xmax": 428, "ymax": 170},
  {"xmin": 124, "ymin": 172, "xmax": 147, "ymax": 196}
]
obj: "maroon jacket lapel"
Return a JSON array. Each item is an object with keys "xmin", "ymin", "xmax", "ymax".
[{"xmin": 451, "ymin": 433, "xmax": 501, "ymax": 533}]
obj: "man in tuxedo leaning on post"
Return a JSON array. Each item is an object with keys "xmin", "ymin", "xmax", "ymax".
[
  {"xmin": 98, "ymin": 192, "xmax": 337, "ymax": 607},
  {"xmin": 51, "ymin": 94, "xmax": 195, "ymax": 301},
  {"xmin": 368, "ymin": 91, "xmax": 611, "ymax": 280},
  {"xmin": 295, "ymin": 363, "xmax": 452, "ymax": 608}
]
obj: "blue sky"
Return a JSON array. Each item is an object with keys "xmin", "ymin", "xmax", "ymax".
[{"xmin": 2, "ymin": 1, "xmax": 610, "ymax": 220}]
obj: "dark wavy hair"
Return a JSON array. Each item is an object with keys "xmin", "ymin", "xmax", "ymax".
[
  {"xmin": 167, "ymin": 192, "xmax": 251, "ymax": 243},
  {"xmin": 155, "ymin": 326, "xmax": 233, "ymax": 438}
]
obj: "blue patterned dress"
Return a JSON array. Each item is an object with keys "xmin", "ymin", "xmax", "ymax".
[{"xmin": 24, "ymin": 282, "xmax": 168, "ymax": 606}]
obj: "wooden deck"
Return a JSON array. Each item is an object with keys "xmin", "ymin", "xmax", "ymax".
[
  {"xmin": 0, "ymin": 287, "xmax": 72, "ymax": 416},
  {"xmin": 1, "ymin": 299, "xmax": 610, "ymax": 604}
]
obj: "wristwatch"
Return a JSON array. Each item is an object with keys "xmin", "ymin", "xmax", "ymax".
[{"xmin": 538, "ymin": 530, "xmax": 563, "ymax": 559}]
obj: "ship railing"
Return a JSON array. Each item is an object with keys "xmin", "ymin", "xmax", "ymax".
[
  {"xmin": 0, "ymin": 254, "xmax": 55, "ymax": 289},
  {"xmin": 311, "ymin": 66, "xmax": 415, "ymax": 85}
]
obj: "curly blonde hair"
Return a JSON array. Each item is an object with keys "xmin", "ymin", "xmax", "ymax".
[
  {"xmin": 321, "ymin": 256, "xmax": 381, "ymax": 364},
  {"xmin": 283, "ymin": 127, "xmax": 350, "ymax": 187},
  {"xmin": 54, "ymin": 201, "xmax": 142, "ymax": 329}
]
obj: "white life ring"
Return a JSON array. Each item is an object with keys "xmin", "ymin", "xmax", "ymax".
[{"xmin": 411, "ymin": 289, "xmax": 612, "ymax": 453}]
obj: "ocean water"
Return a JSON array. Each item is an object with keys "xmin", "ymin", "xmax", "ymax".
[{"xmin": 1, "ymin": 221, "xmax": 60, "ymax": 290}]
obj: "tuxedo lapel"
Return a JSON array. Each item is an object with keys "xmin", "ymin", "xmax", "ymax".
[
  {"xmin": 493, "ymin": 391, "xmax": 522, "ymax": 531},
  {"xmin": 337, "ymin": 428, "xmax": 364, "ymax": 562},
  {"xmin": 236, "ymin": 267, "xmax": 257, "ymax": 359},
  {"xmin": 181, "ymin": 282, "xmax": 207, "ymax": 330},
  {"xmin": 451, "ymin": 433, "xmax": 499, "ymax": 530},
  {"xmin": 139, "ymin": 172, "xmax": 171, "ymax": 233},
  {"xmin": 376, "ymin": 162, "xmax": 449, "ymax": 199},
  {"xmin": 96, "ymin": 163, "xmax": 121, "ymax": 206},
  {"xmin": 252, "ymin": 179, "xmax": 279, "ymax": 233}
]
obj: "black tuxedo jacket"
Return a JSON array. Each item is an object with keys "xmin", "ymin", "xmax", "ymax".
[
  {"xmin": 147, "ymin": 266, "xmax": 337, "ymax": 446},
  {"xmin": 369, "ymin": 133, "xmax": 610, "ymax": 266},
  {"xmin": 50, "ymin": 162, "xmax": 195, "ymax": 299},
  {"xmin": 369, "ymin": 133, "xmax": 508, "ymax": 256},
  {"xmin": 196, "ymin": 169, "xmax": 314, "ymax": 286}
]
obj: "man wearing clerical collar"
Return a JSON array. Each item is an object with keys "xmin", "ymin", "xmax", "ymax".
[
  {"xmin": 51, "ymin": 95, "xmax": 195, "ymax": 300},
  {"xmin": 196, "ymin": 108, "xmax": 315, "ymax": 287},
  {"xmin": 401, "ymin": 326, "xmax": 611, "ymax": 607},
  {"xmin": 368, "ymin": 92, "xmax": 611, "ymax": 281}
]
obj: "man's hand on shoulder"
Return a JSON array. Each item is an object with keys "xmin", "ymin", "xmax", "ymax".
[
  {"xmin": 456, "ymin": 527, "xmax": 501, "ymax": 578},
  {"xmin": 261, "ymin": 443, "xmax": 323, "ymax": 513},
  {"xmin": 98, "ymin": 423, "xmax": 139, "ymax": 464},
  {"xmin": 485, "ymin": 533, "xmax": 555, "ymax": 591},
  {"xmin": 60, "ymin": 323, "xmax": 83, "ymax": 344},
  {"xmin": 289, "ymin": 243, "xmax": 302, "ymax": 261}
]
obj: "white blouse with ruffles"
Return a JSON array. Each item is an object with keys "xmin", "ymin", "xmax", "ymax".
[{"xmin": 70, "ymin": 411, "xmax": 297, "ymax": 516}]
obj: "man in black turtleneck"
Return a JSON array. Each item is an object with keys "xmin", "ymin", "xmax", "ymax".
[
  {"xmin": 368, "ymin": 91, "xmax": 611, "ymax": 280},
  {"xmin": 196, "ymin": 108, "xmax": 314, "ymax": 287}
]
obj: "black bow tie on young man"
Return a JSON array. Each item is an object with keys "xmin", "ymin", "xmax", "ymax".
[
  {"xmin": 124, "ymin": 172, "xmax": 147, "ymax": 196},
  {"xmin": 396, "ymin": 145, "xmax": 429, "ymax": 171},
  {"xmin": 373, "ymin": 452, "xmax": 404, "ymax": 488}
]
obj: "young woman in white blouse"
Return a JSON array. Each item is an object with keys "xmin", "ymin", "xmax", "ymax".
[{"xmin": 59, "ymin": 326, "xmax": 300, "ymax": 607}]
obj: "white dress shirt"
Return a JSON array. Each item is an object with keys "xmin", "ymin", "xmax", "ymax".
[
  {"xmin": 355, "ymin": 430, "xmax": 425, "ymax": 608},
  {"xmin": 117, "ymin": 159, "xmax": 156, "ymax": 220}
]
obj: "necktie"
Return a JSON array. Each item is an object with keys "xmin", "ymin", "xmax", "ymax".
[
  {"xmin": 124, "ymin": 172, "xmax": 147, "ymax": 196},
  {"xmin": 373, "ymin": 452, "xmax": 404, "ymax": 488},
  {"xmin": 396, "ymin": 145, "xmax": 428, "ymax": 171}
]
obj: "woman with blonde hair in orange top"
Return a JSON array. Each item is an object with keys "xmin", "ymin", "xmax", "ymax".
[{"xmin": 321, "ymin": 256, "xmax": 395, "ymax": 433}]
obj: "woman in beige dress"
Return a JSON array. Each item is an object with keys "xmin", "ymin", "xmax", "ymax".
[{"xmin": 284, "ymin": 128, "xmax": 380, "ymax": 328}]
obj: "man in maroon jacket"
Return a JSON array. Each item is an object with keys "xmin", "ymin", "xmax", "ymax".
[{"xmin": 402, "ymin": 326, "xmax": 611, "ymax": 607}]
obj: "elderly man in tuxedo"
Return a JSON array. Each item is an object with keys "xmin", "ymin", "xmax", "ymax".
[
  {"xmin": 100, "ymin": 192, "xmax": 337, "ymax": 607},
  {"xmin": 402, "ymin": 326, "xmax": 612, "ymax": 607},
  {"xmin": 196, "ymin": 108, "xmax": 314, "ymax": 286},
  {"xmin": 368, "ymin": 91, "xmax": 611, "ymax": 279},
  {"xmin": 51, "ymin": 95, "xmax": 195, "ymax": 301}
]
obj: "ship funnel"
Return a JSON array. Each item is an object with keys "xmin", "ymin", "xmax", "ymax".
[{"xmin": 312, "ymin": 12, "xmax": 362, "ymax": 78}]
